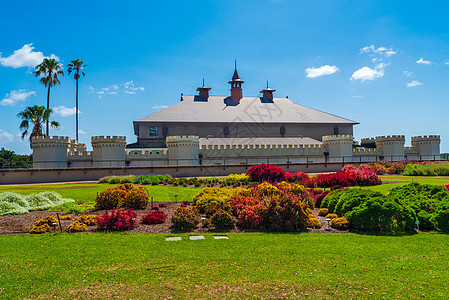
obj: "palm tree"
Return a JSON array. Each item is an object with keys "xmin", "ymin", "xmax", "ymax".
[
  {"xmin": 67, "ymin": 59, "xmax": 87, "ymax": 141},
  {"xmin": 33, "ymin": 58, "xmax": 64, "ymax": 137},
  {"xmin": 17, "ymin": 105, "xmax": 60, "ymax": 144}
]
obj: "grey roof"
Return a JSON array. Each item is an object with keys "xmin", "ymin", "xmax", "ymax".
[
  {"xmin": 135, "ymin": 95, "xmax": 358, "ymax": 124},
  {"xmin": 199, "ymin": 137, "xmax": 322, "ymax": 147}
]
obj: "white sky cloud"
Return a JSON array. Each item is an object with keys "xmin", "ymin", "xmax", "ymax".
[
  {"xmin": 403, "ymin": 71, "xmax": 413, "ymax": 77},
  {"xmin": 0, "ymin": 44, "xmax": 58, "ymax": 68},
  {"xmin": 0, "ymin": 129, "xmax": 13, "ymax": 144},
  {"xmin": 152, "ymin": 105, "xmax": 168, "ymax": 110},
  {"xmin": 416, "ymin": 58, "xmax": 432, "ymax": 65},
  {"xmin": 305, "ymin": 65, "xmax": 339, "ymax": 78},
  {"xmin": 360, "ymin": 45, "xmax": 397, "ymax": 57},
  {"xmin": 92, "ymin": 81, "xmax": 145, "ymax": 98},
  {"xmin": 350, "ymin": 63, "xmax": 386, "ymax": 82},
  {"xmin": 445, "ymin": 61, "xmax": 449, "ymax": 65},
  {"xmin": 52, "ymin": 106, "xmax": 80, "ymax": 117},
  {"xmin": 0, "ymin": 89, "xmax": 35, "ymax": 106},
  {"xmin": 78, "ymin": 129, "xmax": 86, "ymax": 134},
  {"xmin": 407, "ymin": 80, "xmax": 423, "ymax": 87}
]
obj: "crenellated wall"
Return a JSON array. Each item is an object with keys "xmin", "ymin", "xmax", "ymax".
[
  {"xmin": 322, "ymin": 135, "xmax": 353, "ymax": 158},
  {"xmin": 30, "ymin": 133, "xmax": 442, "ymax": 169},
  {"xmin": 91, "ymin": 136, "xmax": 127, "ymax": 167},
  {"xmin": 411, "ymin": 135, "xmax": 440, "ymax": 160}
]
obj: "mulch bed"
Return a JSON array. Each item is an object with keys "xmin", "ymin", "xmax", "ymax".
[{"xmin": 0, "ymin": 204, "xmax": 347, "ymax": 236}]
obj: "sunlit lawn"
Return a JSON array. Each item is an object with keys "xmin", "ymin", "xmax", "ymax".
[{"xmin": 0, "ymin": 232, "xmax": 447, "ymax": 299}]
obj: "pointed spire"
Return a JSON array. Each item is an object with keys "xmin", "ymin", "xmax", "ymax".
[{"xmin": 228, "ymin": 60, "xmax": 244, "ymax": 101}]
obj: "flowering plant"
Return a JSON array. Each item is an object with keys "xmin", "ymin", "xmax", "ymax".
[{"xmin": 97, "ymin": 209, "xmax": 137, "ymax": 231}]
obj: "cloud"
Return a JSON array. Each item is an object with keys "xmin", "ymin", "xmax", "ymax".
[
  {"xmin": 152, "ymin": 105, "xmax": 168, "ymax": 110},
  {"xmin": 350, "ymin": 63, "xmax": 387, "ymax": 82},
  {"xmin": 416, "ymin": 58, "xmax": 432, "ymax": 65},
  {"xmin": 305, "ymin": 65, "xmax": 339, "ymax": 78},
  {"xmin": 0, "ymin": 44, "xmax": 58, "ymax": 68},
  {"xmin": 403, "ymin": 71, "xmax": 413, "ymax": 77},
  {"xmin": 407, "ymin": 80, "xmax": 423, "ymax": 88},
  {"xmin": 1, "ymin": 89, "xmax": 35, "ymax": 106},
  {"xmin": 92, "ymin": 81, "xmax": 145, "ymax": 98},
  {"xmin": 360, "ymin": 45, "xmax": 397, "ymax": 57},
  {"xmin": 0, "ymin": 129, "xmax": 13, "ymax": 144},
  {"xmin": 445, "ymin": 61, "xmax": 449, "ymax": 65},
  {"xmin": 78, "ymin": 129, "xmax": 86, "ymax": 134},
  {"xmin": 52, "ymin": 106, "xmax": 80, "ymax": 117}
]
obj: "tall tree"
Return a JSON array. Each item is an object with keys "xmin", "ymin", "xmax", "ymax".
[
  {"xmin": 67, "ymin": 59, "xmax": 87, "ymax": 141},
  {"xmin": 33, "ymin": 58, "xmax": 64, "ymax": 137},
  {"xmin": 17, "ymin": 105, "xmax": 60, "ymax": 144}
]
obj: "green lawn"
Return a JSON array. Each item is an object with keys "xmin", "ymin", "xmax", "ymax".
[
  {"xmin": 0, "ymin": 232, "xmax": 447, "ymax": 299},
  {"xmin": 0, "ymin": 184, "xmax": 200, "ymax": 213},
  {"xmin": 362, "ymin": 175, "xmax": 449, "ymax": 194}
]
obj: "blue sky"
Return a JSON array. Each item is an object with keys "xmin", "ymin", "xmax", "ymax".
[{"xmin": 1, "ymin": 0, "xmax": 448, "ymax": 154}]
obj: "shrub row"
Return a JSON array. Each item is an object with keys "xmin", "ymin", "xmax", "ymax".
[
  {"xmin": 95, "ymin": 183, "xmax": 149, "ymax": 210},
  {"xmin": 320, "ymin": 183, "xmax": 449, "ymax": 233}
]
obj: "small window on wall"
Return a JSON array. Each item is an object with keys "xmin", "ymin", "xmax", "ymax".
[{"xmin": 149, "ymin": 126, "xmax": 158, "ymax": 136}]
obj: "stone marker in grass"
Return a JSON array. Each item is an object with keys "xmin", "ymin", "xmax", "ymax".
[
  {"xmin": 189, "ymin": 235, "xmax": 205, "ymax": 240},
  {"xmin": 166, "ymin": 237, "xmax": 182, "ymax": 241},
  {"xmin": 213, "ymin": 236, "xmax": 229, "ymax": 239}
]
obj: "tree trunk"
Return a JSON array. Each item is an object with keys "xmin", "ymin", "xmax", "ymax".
[
  {"xmin": 46, "ymin": 83, "xmax": 51, "ymax": 137},
  {"xmin": 76, "ymin": 75, "xmax": 79, "ymax": 141}
]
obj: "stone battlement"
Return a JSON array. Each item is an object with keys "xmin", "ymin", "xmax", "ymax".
[
  {"xmin": 166, "ymin": 135, "xmax": 199, "ymax": 142},
  {"xmin": 353, "ymin": 148, "xmax": 377, "ymax": 153},
  {"xmin": 361, "ymin": 138, "xmax": 376, "ymax": 143},
  {"xmin": 376, "ymin": 135, "xmax": 405, "ymax": 140},
  {"xmin": 31, "ymin": 136, "xmax": 70, "ymax": 141},
  {"xmin": 91, "ymin": 136, "xmax": 126, "ymax": 143},
  {"xmin": 126, "ymin": 149, "xmax": 168, "ymax": 159},
  {"xmin": 322, "ymin": 135, "xmax": 353, "ymax": 142},
  {"xmin": 411, "ymin": 135, "xmax": 440, "ymax": 142},
  {"xmin": 199, "ymin": 143, "xmax": 322, "ymax": 151}
]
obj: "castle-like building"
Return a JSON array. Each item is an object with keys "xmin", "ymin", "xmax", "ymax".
[{"xmin": 30, "ymin": 67, "xmax": 441, "ymax": 169}]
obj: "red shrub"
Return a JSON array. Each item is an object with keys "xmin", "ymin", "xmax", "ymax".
[
  {"xmin": 141, "ymin": 210, "xmax": 167, "ymax": 224},
  {"xmin": 308, "ymin": 188, "xmax": 330, "ymax": 208},
  {"xmin": 247, "ymin": 163, "xmax": 286, "ymax": 182},
  {"xmin": 314, "ymin": 171, "xmax": 358, "ymax": 188},
  {"xmin": 285, "ymin": 172, "xmax": 313, "ymax": 186},
  {"xmin": 97, "ymin": 209, "xmax": 137, "ymax": 231},
  {"xmin": 445, "ymin": 184, "xmax": 449, "ymax": 192},
  {"xmin": 182, "ymin": 201, "xmax": 191, "ymax": 206}
]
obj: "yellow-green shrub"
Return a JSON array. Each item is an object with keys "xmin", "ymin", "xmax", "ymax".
[
  {"xmin": 307, "ymin": 216, "xmax": 322, "ymax": 228},
  {"xmin": 65, "ymin": 221, "xmax": 87, "ymax": 232},
  {"xmin": 75, "ymin": 215, "xmax": 97, "ymax": 226},
  {"xmin": 193, "ymin": 187, "xmax": 239, "ymax": 214},
  {"xmin": 30, "ymin": 224, "xmax": 51, "ymax": 234},
  {"xmin": 325, "ymin": 213, "xmax": 338, "ymax": 220},
  {"xmin": 306, "ymin": 208, "xmax": 313, "ymax": 215},
  {"xmin": 331, "ymin": 216, "xmax": 350, "ymax": 230},
  {"xmin": 35, "ymin": 216, "xmax": 58, "ymax": 227},
  {"xmin": 318, "ymin": 208, "xmax": 329, "ymax": 216},
  {"xmin": 60, "ymin": 215, "xmax": 73, "ymax": 220},
  {"xmin": 95, "ymin": 184, "xmax": 149, "ymax": 210}
]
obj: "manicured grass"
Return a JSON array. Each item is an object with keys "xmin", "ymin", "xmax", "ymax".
[
  {"xmin": 0, "ymin": 184, "xmax": 200, "ymax": 213},
  {"xmin": 0, "ymin": 232, "xmax": 447, "ymax": 299},
  {"xmin": 363, "ymin": 175, "xmax": 449, "ymax": 194}
]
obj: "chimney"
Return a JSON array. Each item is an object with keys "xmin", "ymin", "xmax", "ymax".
[
  {"xmin": 228, "ymin": 60, "xmax": 244, "ymax": 102},
  {"xmin": 260, "ymin": 81, "xmax": 276, "ymax": 100},
  {"xmin": 196, "ymin": 78, "xmax": 211, "ymax": 98}
]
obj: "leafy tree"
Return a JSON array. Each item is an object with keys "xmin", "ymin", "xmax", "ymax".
[
  {"xmin": 67, "ymin": 59, "xmax": 87, "ymax": 141},
  {"xmin": 33, "ymin": 58, "xmax": 64, "ymax": 136},
  {"xmin": 0, "ymin": 147, "xmax": 32, "ymax": 168},
  {"xmin": 17, "ymin": 105, "xmax": 60, "ymax": 143}
]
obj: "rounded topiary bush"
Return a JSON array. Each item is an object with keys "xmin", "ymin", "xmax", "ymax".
[
  {"xmin": 210, "ymin": 210, "xmax": 235, "ymax": 229},
  {"xmin": 325, "ymin": 213, "xmax": 338, "ymax": 220},
  {"xmin": 75, "ymin": 215, "xmax": 98, "ymax": 226},
  {"xmin": 123, "ymin": 187, "xmax": 149, "ymax": 209},
  {"xmin": 318, "ymin": 208, "xmax": 329, "ymax": 217},
  {"xmin": 95, "ymin": 188, "xmax": 126, "ymax": 210},
  {"xmin": 171, "ymin": 207, "xmax": 200, "ymax": 231},
  {"xmin": 307, "ymin": 216, "xmax": 322, "ymax": 228},
  {"xmin": 330, "ymin": 216, "xmax": 350, "ymax": 230},
  {"xmin": 65, "ymin": 221, "xmax": 87, "ymax": 233}
]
